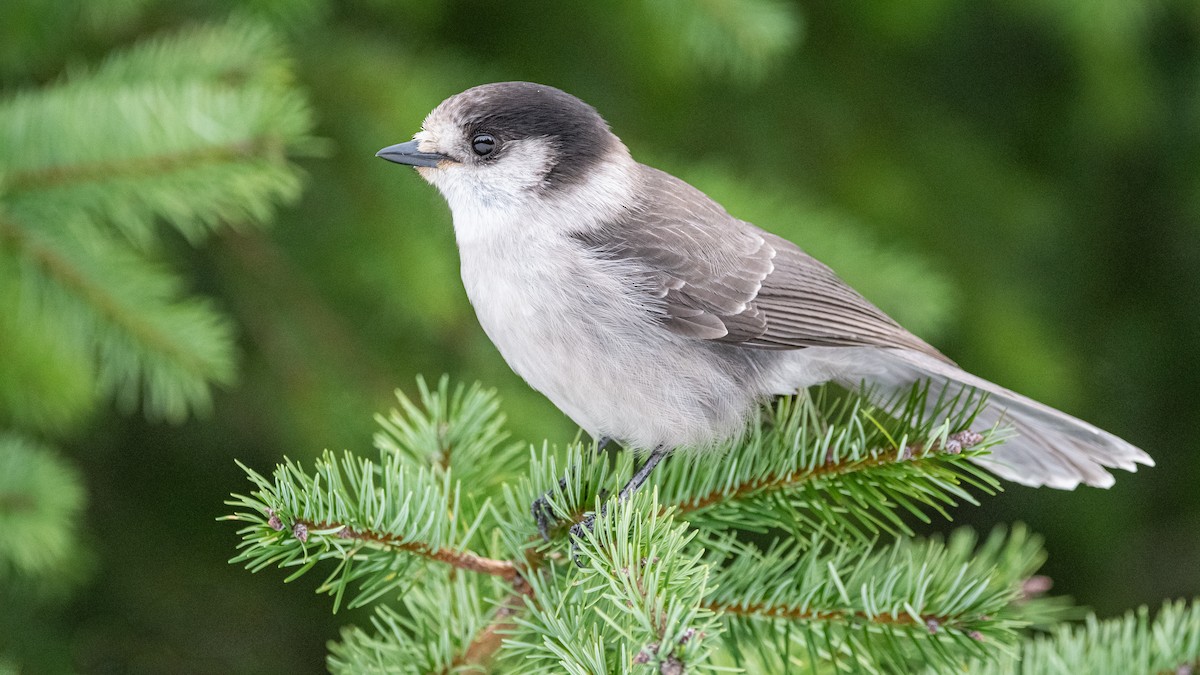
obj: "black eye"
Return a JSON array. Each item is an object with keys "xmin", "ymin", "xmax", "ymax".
[{"xmin": 471, "ymin": 134, "xmax": 496, "ymax": 157}]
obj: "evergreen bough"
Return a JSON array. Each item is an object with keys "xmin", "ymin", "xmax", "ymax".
[
  {"xmin": 0, "ymin": 17, "xmax": 314, "ymax": 597},
  {"xmin": 225, "ymin": 377, "xmax": 1200, "ymax": 673},
  {"xmin": 0, "ymin": 19, "xmax": 316, "ymax": 425}
]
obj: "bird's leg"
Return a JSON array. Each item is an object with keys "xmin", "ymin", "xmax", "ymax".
[
  {"xmin": 569, "ymin": 445, "xmax": 669, "ymax": 563},
  {"xmin": 531, "ymin": 436, "xmax": 612, "ymax": 540},
  {"xmin": 618, "ymin": 445, "xmax": 669, "ymax": 501}
]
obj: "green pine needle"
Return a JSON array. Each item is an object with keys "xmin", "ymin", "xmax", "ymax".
[
  {"xmin": 374, "ymin": 375, "xmax": 528, "ymax": 493},
  {"xmin": 959, "ymin": 599, "xmax": 1200, "ymax": 675},
  {"xmin": 0, "ymin": 18, "xmax": 317, "ymax": 421},
  {"xmin": 643, "ymin": 0, "xmax": 802, "ymax": 80},
  {"xmin": 0, "ymin": 434, "xmax": 86, "ymax": 580}
]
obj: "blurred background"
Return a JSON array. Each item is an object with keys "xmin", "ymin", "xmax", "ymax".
[{"xmin": 1, "ymin": 0, "xmax": 1197, "ymax": 672}]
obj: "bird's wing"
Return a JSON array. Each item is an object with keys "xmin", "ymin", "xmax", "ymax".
[
  {"xmin": 572, "ymin": 166, "xmax": 1153, "ymax": 489},
  {"xmin": 573, "ymin": 166, "xmax": 952, "ymax": 364}
]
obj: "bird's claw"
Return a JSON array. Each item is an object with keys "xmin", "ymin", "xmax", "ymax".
[
  {"xmin": 531, "ymin": 475, "xmax": 573, "ymax": 541},
  {"xmin": 569, "ymin": 512, "xmax": 597, "ymax": 567},
  {"xmin": 531, "ymin": 494, "xmax": 557, "ymax": 541}
]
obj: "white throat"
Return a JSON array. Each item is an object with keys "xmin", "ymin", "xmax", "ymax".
[{"xmin": 431, "ymin": 149, "xmax": 639, "ymax": 249}]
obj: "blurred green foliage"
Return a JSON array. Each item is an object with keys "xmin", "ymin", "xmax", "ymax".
[{"xmin": 0, "ymin": 0, "xmax": 1197, "ymax": 671}]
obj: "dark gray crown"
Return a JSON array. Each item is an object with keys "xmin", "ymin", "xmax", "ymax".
[{"xmin": 440, "ymin": 82, "xmax": 618, "ymax": 188}]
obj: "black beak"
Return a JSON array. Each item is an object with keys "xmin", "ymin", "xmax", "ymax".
[{"xmin": 375, "ymin": 140, "xmax": 449, "ymax": 167}]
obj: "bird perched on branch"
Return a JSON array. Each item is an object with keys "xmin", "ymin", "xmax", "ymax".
[{"xmin": 377, "ymin": 82, "xmax": 1152, "ymax": 537}]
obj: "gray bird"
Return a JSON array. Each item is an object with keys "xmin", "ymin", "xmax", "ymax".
[{"xmin": 377, "ymin": 82, "xmax": 1152, "ymax": 535}]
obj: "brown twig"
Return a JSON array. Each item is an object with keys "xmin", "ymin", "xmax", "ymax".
[
  {"xmin": 703, "ymin": 600, "xmax": 984, "ymax": 637},
  {"xmin": 444, "ymin": 591, "xmax": 527, "ymax": 673},
  {"xmin": 288, "ymin": 517, "xmax": 538, "ymax": 672},
  {"xmin": 298, "ymin": 519, "xmax": 522, "ymax": 581},
  {"xmin": 677, "ymin": 432, "xmax": 980, "ymax": 514},
  {"xmin": 707, "ymin": 600, "xmax": 928, "ymax": 625},
  {"xmin": 677, "ymin": 452, "xmax": 899, "ymax": 513}
]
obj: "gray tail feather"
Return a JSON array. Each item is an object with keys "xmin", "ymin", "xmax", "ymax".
[{"xmin": 832, "ymin": 349, "xmax": 1153, "ymax": 490}]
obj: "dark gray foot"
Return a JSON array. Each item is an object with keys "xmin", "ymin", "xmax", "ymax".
[
  {"xmin": 569, "ymin": 512, "xmax": 598, "ymax": 567},
  {"xmin": 531, "ymin": 476, "xmax": 569, "ymax": 540},
  {"xmin": 529, "ymin": 436, "xmax": 613, "ymax": 540},
  {"xmin": 567, "ymin": 446, "xmax": 669, "ymax": 567}
]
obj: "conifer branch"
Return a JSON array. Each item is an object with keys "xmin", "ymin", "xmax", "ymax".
[
  {"xmin": 0, "ymin": 212, "xmax": 236, "ymax": 419},
  {"xmin": 957, "ymin": 599, "xmax": 1200, "ymax": 675},
  {"xmin": 228, "ymin": 378, "xmax": 1198, "ymax": 672},
  {"xmin": 6, "ymin": 137, "xmax": 280, "ymax": 193},
  {"xmin": 703, "ymin": 600, "xmax": 973, "ymax": 631},
  {"xmin": 287, "ymin": 517, "xmax": 521, "ymax": 581},
  {"xmin": 0, "ymin": 214, "xmax": 221, "ymax": 382},
  {"xmin": 0, "ymin": 435, "xmax": 85, "ymax": 580},
  {"xmin": 374, "ymin": 377, "xmax": 527, "ymax": 493},
  {"xmin": 0, "ymin": 18, "xmax": 317, "ymax": 246},
  {"xmin": 0, "ymin": 18, "xmax": 316, "ymax": 421},
  {"xmin": 676, "ymin": 430, "xmax": 984, "ymax": 513}
]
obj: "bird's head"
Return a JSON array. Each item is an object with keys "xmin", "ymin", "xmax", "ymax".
[{"xmin": 377, "ymin": 82, "xmax": 633, "ymax": 218}]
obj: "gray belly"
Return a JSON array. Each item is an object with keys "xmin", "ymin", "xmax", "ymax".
[{"xmin": 460, "ymin": 247, "xmax": 775, "ymax": 450}]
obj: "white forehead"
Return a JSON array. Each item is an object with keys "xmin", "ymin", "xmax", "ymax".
[
  {"xmin": 417, "ymin": 88, "xmax": 492, "ymax": 146},
  {"xmin": 416, "ymin": 105, "xmax": 459, "ymax": 150}
]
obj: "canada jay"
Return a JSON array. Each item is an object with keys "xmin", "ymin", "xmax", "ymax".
[{"xmin": 377, "ymin": 82, "xmax": 1152, "ymax": 534}]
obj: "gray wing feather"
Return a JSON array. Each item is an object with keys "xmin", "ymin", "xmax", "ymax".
[{"xmin": 575, "ymin": 165, "xmax": 952, "ymax": 363}]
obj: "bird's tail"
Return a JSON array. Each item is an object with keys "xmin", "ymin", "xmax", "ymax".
[{"xmin": 825, "ymin": 349, "xmax": 1153, "ymax": 489}]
